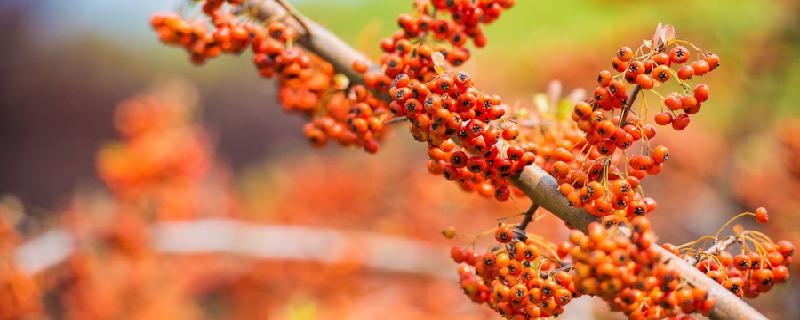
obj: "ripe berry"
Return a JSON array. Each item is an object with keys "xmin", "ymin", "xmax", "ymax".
[
  {"xmin": 677, "ymin": 65, "xmax": 694, "ymax": 80},
  {"xmin": 755, "ymin": 207, "xmax": 769, "ymax": 224},
  {"xmin": 664, "ymin": 94, "xmax": 683, "ymax": 110},
  {"xmin": 651, "ymin": 145, "xmax": 669, "ymax": 164},
  {"xmin": 694, "ymin": 84, "xmax": 710, "ymax": 102},
  {"xmin": 617, "ymin": 46, "xmax": 634, "ymax": 61},
  {"xmin": 691, "ymin": 60, "xmax": 710, "ymax": 76},
  {"xmin": 654, "ymin": 112, "xmax": 674, "ymax": 125},
  {"xmin": 635, "ymin": 74, "xmax": 654, "ymax": 89},
  {"xmin": 495, "ymin": 225, "xmax": 514, "ymax": 243},
  {"xmin": 442, "ymin": 226, "xmax": 456, "ymax": 239},
  {"xmin": 669, "ymin": 46, "xmax": 690, "ymax": 64},
  {"xmin": 651, "ymin": 65, "xmax": 671, "ymax": 82},
  {"xmin": 672, "ymin": 114, "xmax": 691, "ymax": 130}
]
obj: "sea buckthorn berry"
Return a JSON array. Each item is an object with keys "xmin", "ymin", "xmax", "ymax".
[
  {"xmin": 495, "ymin": 227, "xmax": 514, "ymax": 245},
  {"xmin": 466, "ymin": 156, "xmax": 485, "ymax": 173},
  {"xmin": 669, "ymin": 46, "xmax": 690, "ymax": 63},
  {"xmin": 617, "ymin": 46, "xmax": 634, "ymax": 61},
  {"xmin": 677, "ymin": 65, "xmax": 694, "ymax": 80},
  {"xmin": 450, "ymin": 150, "xmax": 468, "ymax": 168},
  {"xmin": 705, "ymin": 53, "xmax": 721, "ymax": 71},
  {"xmin": 651, "ymin": 65, "xmax": 671, "ymax": 82},
  {"xmin": 681, "ymin": 95, "xmax": 698, "ymax": 110},
  {"xmin": 625, "ymin": 61, "xmax": 645, "ymax": 83},
  {"xmin": 597, "ymin": 70, "xmax": 613, "ymax": 87},
  {"xmin": 611, "ymin": 56, "xmax": 628, "ymax": 72},
  {"xmin": 653, "ymin": 52, "xmax": 670, "ymax": 66},
  {"xmin": 777, "ymin": 240, "xmax": 794, "ymax": 257},
  {"xmin": 769, "ymin": 262, "xmax": 789, "ymax": 281},
  {"xmin": 755, "ymin": 206, "xmax": 769, "ymax": 224},
  {"xmin": 672, "ymin": 114, "xmax": 691, "ymax": 130},
  {"xmin": 651, "ymin": 145, "xmax": 669, "ymax": 164},
  {"xmin": 635, "ymin": 74, "xmax": 654, "ymax": 89},
  {"xmin": 654, "ymin": 112, "xmax": 674, "ymax": 125},
  {"xmin": 733, "ymin": 255, "xmax": 750, "ymax": 271},
  {"xmin": 664, "ymin": 94, "xmax": 683, "ymax": 110},
  {"xmin": 442, "ymin": 226, "xmax": 456, "ymax": 239},
  {"xmin": 694, "ymin": 84, "xmax": 710, "ymax": 102},
  {"xmin": 691, "ymin": 60, "xmax": 710, "ymax": 76},
  {"xmin": 352, "ymin": 59, "xmax": 370, "ymax": 74},
  {"xmin": 502, "ymin": 126, "xmax": 519, "ymax": 140}
]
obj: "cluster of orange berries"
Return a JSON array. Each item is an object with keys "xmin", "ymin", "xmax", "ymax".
[
  {"xmin": 151, "ymin": 1, "xmax": 388, "ymax": 152},
  {"xmin": 390, "ymin": 69, "xmax": 535, "ymax": 201},
  {"xmin": 564, "ymin": 218, "xmax": 715, "ymax": 319},
  {"xmin": 664, "ymin": 208, "xmax": 794, "ymax": 299},
  {"xmin": 96, "ymin": 88, "xmax": 211, "ymax": 200},
  {"xmin": 350, "ymin": 0, "xmax": 522, "ymax": 200},
  {"xmin": 551, "ymin": 32, "xmax": 720, "ymax": 221},
  {"xmin": 451, "ymin": 224, "xmax": 577, "ymax": 319},
  {"xmin": 370, "ymin": 0, "xmax": 515, "ymax": 83}
]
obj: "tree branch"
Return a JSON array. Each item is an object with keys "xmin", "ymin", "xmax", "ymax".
[
  {"xmin": 243, "ymin": 1, "xmax": 768, "ymax": 319},
  {"xmin": 242, "ymin": 0, "xmax": 373, "ymax": 83}
]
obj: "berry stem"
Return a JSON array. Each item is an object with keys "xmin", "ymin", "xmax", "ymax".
[{"xmin": 619, "ymin": 84, "xmax": 641, "ymax": 127}]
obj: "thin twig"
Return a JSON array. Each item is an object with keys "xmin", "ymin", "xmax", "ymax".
[
  {"xmin": 619, "ymin": 84, "xmax": 641, "ymax": 127},
  {"xmin": 516, "ymin": 204, "xmax": 539, "ymax": 232}
]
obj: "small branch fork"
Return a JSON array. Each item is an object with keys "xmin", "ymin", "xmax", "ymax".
[{"xmin": 241, "ymin": 1, "xmax": 768, "ymax": 319}]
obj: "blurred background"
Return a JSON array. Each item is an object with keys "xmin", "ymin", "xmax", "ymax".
[{"xmin": 0, "ymin": 0, "xmax": 798, "ymax": 319}]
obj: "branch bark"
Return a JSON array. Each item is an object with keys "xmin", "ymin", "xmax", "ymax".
[
  {"xmin": 242, "ymin": 0, "xmax": 373, "ymax": 83},
  {"xmin": 243, "ymin": 1, "xmax": 768, "ymax": 319}
]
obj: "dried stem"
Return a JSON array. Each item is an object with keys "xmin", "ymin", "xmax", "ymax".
[{"xmin": 243, "ymin": 1, "xmax": 768, "ymax": 319}]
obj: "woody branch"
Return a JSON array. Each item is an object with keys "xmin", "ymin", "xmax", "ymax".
[{"xmin": 242, "ymin": 1, "xmax": 767, "ymax": 319}]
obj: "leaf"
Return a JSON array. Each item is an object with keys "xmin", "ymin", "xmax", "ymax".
[
  {"xmin": 663, "ymin": 24, "xmax": 676, "ymax": 44},
  {"xmin": 432, "ymin": 52, "xmax": 446, "ymax": 75},
  {"xmin": 652, "ymin": 23, "xmax": 663, "ymax": 49}
]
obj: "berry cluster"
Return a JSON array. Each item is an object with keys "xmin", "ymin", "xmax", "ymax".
[
  {"xmin": 451, "ymin": 224, "xmax": 577, "ymax": 319},
  {"xmin": 664, "ymin": 208, "xmax": 794, "ymax": 299},
  {"xmin": 97, "ymin": 88, "xmax": 211, "ymax": 201},
  {"xmin": 552, "ymin": 26, "xmax": 720, "ymax": 221},
  {"xmin": 564, "ymin": 218, "xmax": 715, "ymax": 318},
  {"xmin": 151, "ymin": 1, "xmax": 388, "ymax": 152},
  {"xmin": 355, "ymin": 0, "xmax": 526, "ymax": 200},
  {"xmin": 371, "ymin": 0, "xmax": 515, "ymax": 83},
  {"xmin": 390, "ymin": 69, "xmax": 535, "ymax": 201}
]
